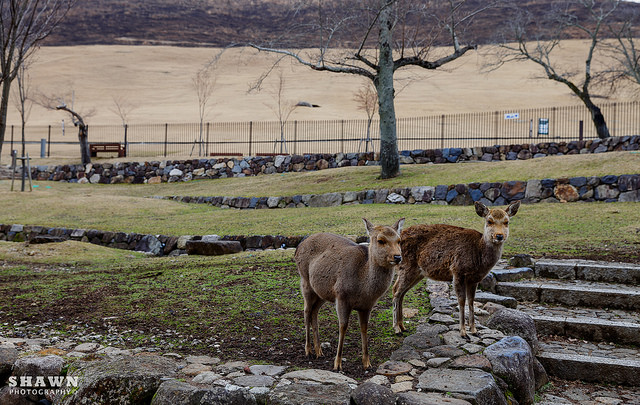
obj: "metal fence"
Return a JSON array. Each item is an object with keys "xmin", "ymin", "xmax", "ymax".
[{"xmin": 4, "ymin": 101, "xmax": 640, "ymax": 159}]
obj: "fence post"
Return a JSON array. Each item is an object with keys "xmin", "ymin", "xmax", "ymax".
[
  {"xmin": 10, "ymin": 125, "xmax": 13, "ymax": 154},
  {"xmin": 494, "ymin": 111, "xmax": 499, "ymax": 145},
  {"xmin": 205, "ymin": 122, "xmax": 210, "ymax": 157},
  {"xmin": 440, "ymin": 115, "xmax": 445, "ymax": 149},
  {"xmin": 163, "ymin": 123, "xmax": 168, "ymax": 157},
  {"xmin": 294, "ymin": 120, "xmax": 297, "ymax": 155},
  {"xmin": 579, "ymin": 120, "xmax": 583, "ymax": 141},
  {"xmin": 341, "ymin": 119, "xmax": 345, "ymax": 154},
  {"xmin": 124, "ymin": 124, "xmax": 128, "ymax": 157},
  {"xmin": 248, "ymin": 121, "xmax": 253, "ymax": 157},
  {"xmin": 47, "ymin": 125, "xmax": 51, "ymax": 157}
]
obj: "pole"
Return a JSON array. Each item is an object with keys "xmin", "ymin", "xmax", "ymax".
[
  {"xmin": 579, "ymin": 120, "xmax": 584, "ymax": 141},
  {"xmin": 124, "ymin": 124, "xmax": 128, "ymax": 157},
  {"xmin": 164, "ymin": 123, "xmax": 168, "ymax": 157},
  {"xmin": 205, "ymin": 122, "xmax": 210, "ymax": 156},
  {"xmin": 248, "ymin": 121, "xmax": 253, "ymax": 157},
  {"xmin": 47, "ymin": 125, "xmax": 51, "ymax": 157},
  {"xmin": 440, "ymin": 114, "xmax": 445, "ymax": 149}
]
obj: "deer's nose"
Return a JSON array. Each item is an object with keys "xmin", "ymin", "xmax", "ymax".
[
  {"xmin": 393, "ymin": 255, "xmax": 402, "ymax": 264},
  {"xmin": 495, "ymin": 234, "xmax": 504, "ymax": 241}
]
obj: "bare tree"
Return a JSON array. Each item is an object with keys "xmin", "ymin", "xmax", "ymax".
[
  {"xmin": 250, "ymin": 0, "xmax": 501, "ymax": 179},
  {"xmin": 490, "ymin": 0, "xmax": 624, "ymax": 139},
  {"xmin": 39, "ymin": 91, "xmax": 93, "ymax": 164},
  {"xmin": 12, "ymin": 62, "xmax": 32, "ymax": 157},
  {"xmin": 191, "ymin": 65, "xmax": 215, "ymax": 156},
  {"xmin": 603, "ymin": 7, "xmax": 640, "ymax": 93},
  {"xmin": 265, "ymin": 70, "xmax": 298, "ymax": 155},
  {"xmin": 354, "ymin": 80, "xmax": 378, "ymax": 153},
  {"xmin": 0, "ymin": 0, "xmax": 75, "ymax": 162},
  {"xmin": 110, "ymin": 95, "xmax": 138, "ymax": 127}
]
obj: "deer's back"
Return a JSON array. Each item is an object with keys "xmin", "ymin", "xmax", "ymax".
[{"xmin": 401, "ymin": 224, "xmax": 486, "ymax": 282}]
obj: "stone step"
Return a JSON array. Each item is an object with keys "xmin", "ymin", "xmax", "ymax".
[
  {"xmin": 517, "ymin": 303, "xmax": 640, "ymax": 345},
  {"xmin": 537, "ymin": 340, "xmax": 640, "ymax": 386},
  {"xmin": 534, "ymin": 259, "xmax": 640, "ymax": 285},
  {"xmin": 495, "ymin": 279, "xmax": 640, "ymax": 310}
]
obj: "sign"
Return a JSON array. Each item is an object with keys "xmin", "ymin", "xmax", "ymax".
[
  {"xmin": 504, "ymin": 113, "xmax": 520, "ymax": 120},
  {"xmin": 538, "ymin": 118, "xmax": 549, "ymax": 136}
]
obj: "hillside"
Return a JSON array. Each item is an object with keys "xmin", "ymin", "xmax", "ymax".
[{"xmin": 45, "ymin": 0, "xmax": 640, "ymax": 47}]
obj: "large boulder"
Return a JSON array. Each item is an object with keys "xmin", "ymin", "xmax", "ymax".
[
  {"xmin": 350, "ymin": 382, "xmax": 395, "ymax": 405},
  {"xmin": 0, "ymin": 347, "xmax": 17, "ymax": 384},
  {"xmin": 13, "ymin": 354, "xmax": 65, "ymax": 378},
  {"xmin": 54, "ymin": 355, "xmax": 177, "ymax": 405},
  {"xmin": 185, "ymin": 240, "xmax": 243, "ymax": 256},
  {"xmin": 150, "ymin": 379, "xmax": 256, "ymax": 405},
  {"xmin": 485, "ymin": 308, "xmax": 539, "ymax": 354},
  {"xmin": 484, "ymin": 336, "xmax": 538, "ymax": 405},
  {"xmin": 416, "ymin": 369, "xmax": 507, "ymax": 405},
  {"xmin": 135, "ymin": 235, "xmax": 164, "ymax": 256}
]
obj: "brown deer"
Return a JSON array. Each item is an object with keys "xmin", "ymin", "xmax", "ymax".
[
  {"xmin": 392, "ymin": 201, "xmax": 520, "ymax": 337},
  {"xmin": 294, "ymin": 218, "xmax": 404, "ymax": 370}
]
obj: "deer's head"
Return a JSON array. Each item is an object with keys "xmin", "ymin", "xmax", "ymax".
[
  {"xmin": 363, "ymin": 218, "xmax": 404, "ymax": 267},
  {"xmin": 475, "ymin": 201, "xmax": 520, "ymax": 245}
]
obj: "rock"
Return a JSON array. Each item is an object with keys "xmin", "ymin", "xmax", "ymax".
[
  {"xmin": 151, "ymin": 379, "xmax": 256, "ymax": 405},
  {"xmin": 0, "ymin": 347, "xmax": 18, "ymax": 383},
  {"xmin": 169, "ymin": 168, "xmax": 183, "ymax": 177},
  {"xmin": 73, "ymin": 342, "xmax": 102, "ymax": 353},
  {"xmin": 89, "ymin": 173, "xmax": 101, "ymax": 183},
  {"xmin": 280, "ymin": 369, "xmax": 357, "ymax": 386},
  {"xmin": 177, "ymin": 235, "xmax": 194, "ymax": 250},
  {"xmin": 249, "ymin": 364, "xmax": 287, "ymax": 376},
  {"xmin": 181, "ymin": 363, "xmax": 212, "ymax": 376},
  {"xmin": 308, "ymin": 192, "xmax": 343, "ymax": 207},
  {"xmin": 186, "ymin": 355, "xmax": 220, "ymax": 365},
  {"xmin": 397, "ymin": 391, "xmax": 473, "ymax": 405},
  {"xmin": 269, "ymin": 381, "xmax": 352, "ymax": 405},
  {"xmin": 376, "ymin": 361, "xmax": 413, "ymax": 376},
  {"xmin": 0, "ymin": 385, "xmax": 38, "ymax": 405},
  {"xmin": 387, "ymin": 193, "xmax": 406, "ymax": 204},
  {"xmin": 417, "ymin": 368, "xmax": 507, "ymax": 405},
  {"xmin": 185, "ymin": 240, "xmax": 243, "ymax": 256},
  {"xmin": 233, "ymin": 374, "xmax": 275, "ymax": 387},
  {"xmin": 54, "ymin": 355, "xmax": 177, "ymax": 405},
  {"xmin": 351, "ymin": 382, "xmax": 395, "ymax": 405},
  {"xmin": 135, "ymin": 234, "xmax": 163, "ymax": 256},
  {"xmin": 148, "ymin": 176, "xmax": 162, "ymax": 184},
  {"xmin": 484, "ymin": 336, "xmax": 538, "ymax": 405},
  {"xmin": 13, "ymin": 354, "xmax": 65, "ymax": 377},
  {"xmin": 554, "ymin": 184, "xmax": 579, "ymax": 202},
  {"xmin": 450, "ymin": 355, "xmax": 492, "ymax": 371},
  {"xmin": 485, "ymin": 308, "xmax": 539, "ymax": 354},
  {"xmin": 192, "ymin": 371, "xmax": 223, "ymax": 384}
]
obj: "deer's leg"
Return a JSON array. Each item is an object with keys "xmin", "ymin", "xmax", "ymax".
[
  {"xmin": 303, "ymin": 291, "xmax": 323, "ymax": 357},
  {"xmin": 466, "ymin": 282, "xmax": 479, "ymax": 334},
  {"xmin": 334, "ymin": 300, "xmax": 351, "ymax": 371},
  {"xmin": 357, "ymin": 309, "xmax": 372, "ymax": 369},
  {"xmin": 453, "ymin": 275, "xmax": 468, "ymax": 338},
  {"xmin": 392, "ymin": 269, "xmax": 424, "ymax": 334}
]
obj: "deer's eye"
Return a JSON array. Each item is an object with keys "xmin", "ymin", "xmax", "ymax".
[
  {"xmin": 377, "ymin": 239, "xmax": 386, "ymax": 245},
  {"xmin": 487, "ymin": 220, "xmax": 495, "ymax": 226}
]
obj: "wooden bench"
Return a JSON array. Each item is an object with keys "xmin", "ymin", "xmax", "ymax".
[{"xmin": 89, "ymin": 143, "xmax": 126, "ymax": 157}]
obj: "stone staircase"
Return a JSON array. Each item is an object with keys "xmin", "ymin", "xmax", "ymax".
[{"xmin": 489, "ymin": 259, "xmax": 640, "ymax": 387}]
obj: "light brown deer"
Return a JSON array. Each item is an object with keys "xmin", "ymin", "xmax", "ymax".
[
  {"xmin": 295, "ymin": 218, "xmax": 404, "ymax": 370},
  {"xmin": 392, "ymin": 201, "xmax": 520, "ymax": 337}
]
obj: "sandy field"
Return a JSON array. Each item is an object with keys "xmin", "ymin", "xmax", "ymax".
[{"xmin": 8, "ymin": 39, "xmax": 634, "ymax": 127}]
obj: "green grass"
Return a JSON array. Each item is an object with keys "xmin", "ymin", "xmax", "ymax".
[{"xmin": 0, "ymin": 245, "xmax": 429, "ymax": 374}]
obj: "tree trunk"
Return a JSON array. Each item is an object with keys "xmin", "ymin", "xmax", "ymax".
[
  {"xmin": 584, "ymin": 99, "xmax": 610, "ymax": 139},
  {"xmin": 376, "ymin": 0, "xmax": 400, "ymax": 179},
  {"xmin": 0, "ymin": 79, "xmax": 12, "ymax": 163},
  {"xmin": 78, "ymin": 124, "xmax": 91, "ymax": 165}
]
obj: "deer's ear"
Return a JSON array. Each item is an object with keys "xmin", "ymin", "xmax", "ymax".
[
  {"xmin": 506, "ymin": 200, "xmax": 521, "ymax": 217},
  {"xmin": 394, "ymin": 218, "xmax": 405, "ymax": 233},
  {"xmin": 475, "ymin": 201, "xmax": 489, "ymax": 218},
  {"xmin": 363, "ymin": 218, "xmax": 375, "ymax": 236}
]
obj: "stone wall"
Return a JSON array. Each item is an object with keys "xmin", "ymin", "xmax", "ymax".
[
  {"xmin": 29, "ymin": 135, "xmax": 640, "ymax": 184},
  {"xmin": 0, "ymin": 223, "xmax": 310, "ymax": 256},
  {"xmin": 161, "ymin": 173, "xmax": 640, "ymax": 209}
]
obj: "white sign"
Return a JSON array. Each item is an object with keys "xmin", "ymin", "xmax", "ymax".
[{"xmin": 504, "ymin": 113, "xmax": 520, "ymax": 120}]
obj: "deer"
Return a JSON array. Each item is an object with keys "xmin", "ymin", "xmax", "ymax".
[
  {"xmin": 392, "ymin": 201, "xmax": 520, "ymax": 338},
  {"xmin": 294, "ymin": 218, "xmax": 404, "ymax": 371}
]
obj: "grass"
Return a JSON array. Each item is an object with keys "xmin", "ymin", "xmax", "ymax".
[
  {"xmin": 0, "ymin": 243, "xmax": 429, "ymax": 375},
  {"xmin": 0, "ymin": 152, "xmax": 639, "ymax": 377}
]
